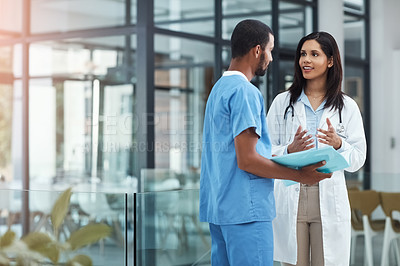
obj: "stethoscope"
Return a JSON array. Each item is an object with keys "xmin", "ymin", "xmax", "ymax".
[
  {"xmin": 284, "ymin": 103, "xmax": 346, "ymax": 139},
  {"xmin": 336, "ymin": 111, "xmax": 346, "ymax": 137}
]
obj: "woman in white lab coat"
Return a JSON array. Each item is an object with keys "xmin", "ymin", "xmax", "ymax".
[{"xmin": 267, "ymin": 32, "xmax": 366, "ymax": 266}]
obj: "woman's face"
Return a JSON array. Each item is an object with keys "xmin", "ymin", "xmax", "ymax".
[{"xmin": 299, "ymin": 39, "xmax": 332, "ymax": 81}]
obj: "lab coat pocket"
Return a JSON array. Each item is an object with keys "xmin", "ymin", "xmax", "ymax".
[
  {"xmin": 274, "ymin": 180, "xmax": 291, "ymax": 214},
  {"xmin": 283, "ymin": 117, "xmax": 296, "ymax": 145},
  {"xmin": 333, "ymin": 175, "xmax": 351, "ymax": 222}
]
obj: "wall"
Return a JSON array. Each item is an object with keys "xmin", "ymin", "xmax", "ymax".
[
  {"xmin": 318, "ymin": 0, "xmax": 345, "ymax": 64},
  {"xmin": 371, "ymin": 0, "xmax": 400, "ymax": 174},
  {"xmin": 319, "ymin": 0, "xmax": 400, "ymax": 175}
]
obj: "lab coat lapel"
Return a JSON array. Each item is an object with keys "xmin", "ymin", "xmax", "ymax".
[
  {"xmin": 293, "ymin": 100, "xmax": 307, "ymax": 129},
  {"xmin": 319, "ymin": 107, "xmax": 338, "ymax": 129}
]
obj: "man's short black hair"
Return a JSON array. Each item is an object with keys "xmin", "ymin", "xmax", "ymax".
[{"xmin": 231, "ymin": 19, "xmax": 273, "ymax": 59}]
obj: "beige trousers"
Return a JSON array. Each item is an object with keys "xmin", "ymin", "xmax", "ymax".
[{"xmin": 282, "ymin": 185, "xmax": 324, "ymax": 266}]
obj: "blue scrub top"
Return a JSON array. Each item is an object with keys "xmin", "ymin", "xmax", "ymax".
[{"xmin": 199, "ymin": 72, "xmax": 275, "ymax": 225}]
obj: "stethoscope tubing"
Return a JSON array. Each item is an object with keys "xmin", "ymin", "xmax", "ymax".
[{"xmin": 283, "ymin": 104, "xmax": 345, "ymax": 141}]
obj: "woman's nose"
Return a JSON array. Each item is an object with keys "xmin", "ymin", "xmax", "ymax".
[{"xmin": 303, "ymin": 56, "xmax": 311, "ymax": 63}]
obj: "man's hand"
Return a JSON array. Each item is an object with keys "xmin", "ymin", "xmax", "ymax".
[{"xmin": 297, "ymin": 161, "xmax": 332, "ymax": 186}]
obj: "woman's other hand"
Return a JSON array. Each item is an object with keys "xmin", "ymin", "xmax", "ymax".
[
  {"xmin": 317, "ymin": 118, "xmax": 342, "ymax": 150},
  {"xmin": 287, "ymin": 125, "xmax": 315, "ymax": 153}
]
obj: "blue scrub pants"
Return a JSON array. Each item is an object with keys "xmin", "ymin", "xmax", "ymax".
[{"xmin": 209, "ymin": 221, "xmax": 273, "ymax": 266}]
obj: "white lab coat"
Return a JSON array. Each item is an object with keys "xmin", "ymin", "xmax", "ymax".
[{"xmin": 266, "ymin": 91, "xmax": 366, "ymax": 266}]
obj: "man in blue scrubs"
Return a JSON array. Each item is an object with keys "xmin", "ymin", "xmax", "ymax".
[{"xmin": 199, "ymin": 19, "xmax": 332, "ymax": 266}]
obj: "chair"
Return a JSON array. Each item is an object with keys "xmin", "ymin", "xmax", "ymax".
[
  {"xmin": 29, "ymin": 190, "xmax": 59, "ymax": 232},
  {"xmin": 0, "ymin": 189, "xmax": 22, "ymax": 230},
  {"xmin": 140, "ymin": 168, "xmax": 179, "ymax": 192},
  {"xmin": 379, "ymin": 192, "xmax": 400, "ymax": 266},
  {"xmin": 75, "ymin": 186, "xmax": 124, "ymax": 252},
  {"xmin": 348, "ymin": 190, "xmax": 385, "ymax": 266}
]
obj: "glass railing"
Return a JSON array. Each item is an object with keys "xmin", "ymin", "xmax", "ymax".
[
  {"xmin": 0, "ymin": 186, "xmax": 210, "ymax": 266},
  {"xmin": 135, "ymin": 189, "xmax": 210, "ymax": 266},
  {"xmin": 3, "ymin": 171, "xmax": 399, "ymax": 265},
  {"xmin": 0, "ymin": 188, "xmax": 127, "ymax": 266}
]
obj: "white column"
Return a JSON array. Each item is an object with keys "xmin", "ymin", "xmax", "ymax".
[
  {"xmin": 370, "ymin": 0, "xmax": 400, "ymax": 175},
  {"xmin": 392, "ymin": 50, "xmax": 400, "ymax": 171},
  {"xmin": 318, "ymin": 0, "xmax": 345, "ymax": 65}
]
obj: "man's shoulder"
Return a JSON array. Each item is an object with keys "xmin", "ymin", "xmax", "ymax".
[
  {"xmin": 214, "ymin": 75, "xmax": 259, "ymax": 96},
  {"xmin": 218, "ymin": 74, "xmax": 249, "ymax": 86}
]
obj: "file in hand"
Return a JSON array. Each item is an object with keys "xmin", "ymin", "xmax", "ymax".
[{"xmin": 271, "ymin": 146, "xmax": 349, "ymax": 186}]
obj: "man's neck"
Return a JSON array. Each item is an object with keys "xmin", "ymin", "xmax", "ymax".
[{"xmin": 228, "ymin": 59, "xmax": 254, "ymax": 81}]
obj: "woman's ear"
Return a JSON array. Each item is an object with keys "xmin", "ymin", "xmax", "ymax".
[{"xmin": 328, "ymin": 57, "xmax": 334, "ymax": 68}]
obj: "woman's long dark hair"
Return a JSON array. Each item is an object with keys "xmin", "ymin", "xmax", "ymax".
[{"xmin": 288, "ymin": 31, "xmax": 344, "ymax": 113}]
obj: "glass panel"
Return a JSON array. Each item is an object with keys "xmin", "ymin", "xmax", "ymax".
[
  {"xmin": 252, "ymin": 72, "xmax": 270, "ymax": 106},
  {"xmin": 136, "ymin": 189, "xmax": 211, "ymax": 265},
  {"xmin": 29, "ymin": 35, "xmax": 137, "ymax": 186},
  {"xmin": 344, "ymin": 15, "xmax": 366, "ymax": 59},
  {"xmin": 131, "ymin": 0, "xmax": 137, "ymax": 24},
  {"xmin": 140, "ymin": 168, "xmax": 179, "ymax": 192},
  {"xmin": 0, "ymin": 189, "xmax": 127, "ymax": 265},
  {"xmin": 155, "ymin": 0, "xmax": 214, "ymax": 37},
  {"xmin": 344, "ymin": 0, "xmax": 365, "ymax": 14},
  {"xmin": 101, "ymin": 83, "xmax": 136, "ymax": 183},
  {"xmin": 0, "ymin": 45, "xmax": 20, "ymax": 185},
  {"xmin": 222, "ymin": 45, "xmax": 231, "ymax": 70},
  {"xmin": 222, "ymin": 15, "xmax": 272, "ymax": 40},
  {"xmin": 222, "ymin": 0, "xmax": 272, "ymax": 40},
  {"xmin": 223, "ymin": 0, "xmax": 272, "ymax": 16},
  {"xmin": 0, "ymin": 0, "xmax": 22, "ymax": 39},
  {"xmin": 279, "ymin": 59, "xmax": 295, "ymax": 93},
  {"xmin": 279, "ymin": 2, "xmax": 313, "ymax": 50},
  {"xmin": 31, "ymin": 0, "xmax": 126, "ymax": 34},
  {"xmin": 344, "ymin": 65, "xmax": 365, "ymax": 115},
  {"xmin": 154, "ymin": 35, "xmax": 214, "ymax": 181}
]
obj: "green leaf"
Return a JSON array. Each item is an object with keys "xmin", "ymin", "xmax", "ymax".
[
  {"xmin": 15, "ymin": 257, "xmax": 24, "ymax": 266},
  {"xmin": 51, "ymin": 187, "xmax": 73, "ymax": 232},
  {"xmin": 66, "ymin": 254, "xmax": 93, "ymax": 266},
  {"xmin": 22, "ymin": 232, "xmax": 52, "ymax": 248},
  {"xmin": 0, "ymin": 230, "xmax": 15, "ymax": 248},
  {"xmin": 67, "ymin": 224, "xmax": 112, "ymax": 251},
  {"xmin": 0, "ymin": 253, "xmax": 10, "ymax": 265},
  {"xmin": 22, "ymin": 232, "xmax": 60, "ymax": 264}
]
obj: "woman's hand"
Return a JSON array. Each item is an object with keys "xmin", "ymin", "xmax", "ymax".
[
  {"xmin": 317, "ymin": 118, "xmax": 342, "ymax": 150},
  {"xmin": 287, "ymin": 125, "xmax": 315, "ymax": 153}
]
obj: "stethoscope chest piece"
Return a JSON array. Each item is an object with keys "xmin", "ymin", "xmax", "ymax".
[
  {"xmin": 336, "ymin": 122, "xmax": 347, "ymax": 138},
  {"xmin": 336, "ymin": 123, "xmax": 345, "ymax": 134}
]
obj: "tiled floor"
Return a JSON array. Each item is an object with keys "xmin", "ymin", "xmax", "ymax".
[
  {"xmin": 2, "ymin": 224, "xmax": 399, "ymax": 265},
  {"xmin": 149, "ymin": 233, "xmax": 399, "ymax": 266},
  {"xmin": 350, "ymin": 233, "xmax": 398, "ymax": 266}
]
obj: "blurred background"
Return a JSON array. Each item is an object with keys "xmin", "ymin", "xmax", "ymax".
[{"xmin": 0, "ymin": 0, "xmax": 399, "ymax": 265}]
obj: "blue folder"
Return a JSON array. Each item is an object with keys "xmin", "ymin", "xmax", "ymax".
[{"xmin": 271, "ymin": 146, "xmax": 350, "ymax": 186}]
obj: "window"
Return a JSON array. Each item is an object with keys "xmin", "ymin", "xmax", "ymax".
[{"xmin": 343, "ymin": 0, "xmax": 370, "ymax": 184}]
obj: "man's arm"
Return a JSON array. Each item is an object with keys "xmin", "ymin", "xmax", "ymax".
[{"xmin": 234, "ymin": 128, "xmax": 331, "ymax": 185}]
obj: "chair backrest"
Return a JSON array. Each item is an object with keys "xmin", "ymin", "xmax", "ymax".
[
  {"xmin": 348, "ymin": 190, "xmax": 381, "ymax": 230},
  {"xmin": 379, "ymin": 192, "xmax": 400, "ymax": 233},
  {"xmin": 348, "ymin": 190, "xmax": 381, "ymax": 216},
  {"xmin": 348, "ymin": 189, "xmax": 380, "ymax": 230},
  {"xmin": 379, "ymin": 192, "xmax": 400, "ymax": 216}
]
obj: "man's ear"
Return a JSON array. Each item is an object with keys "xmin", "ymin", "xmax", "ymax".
[{"xmin": 253, "ymin": 45, "xmax": 261, "ymax": 58}]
